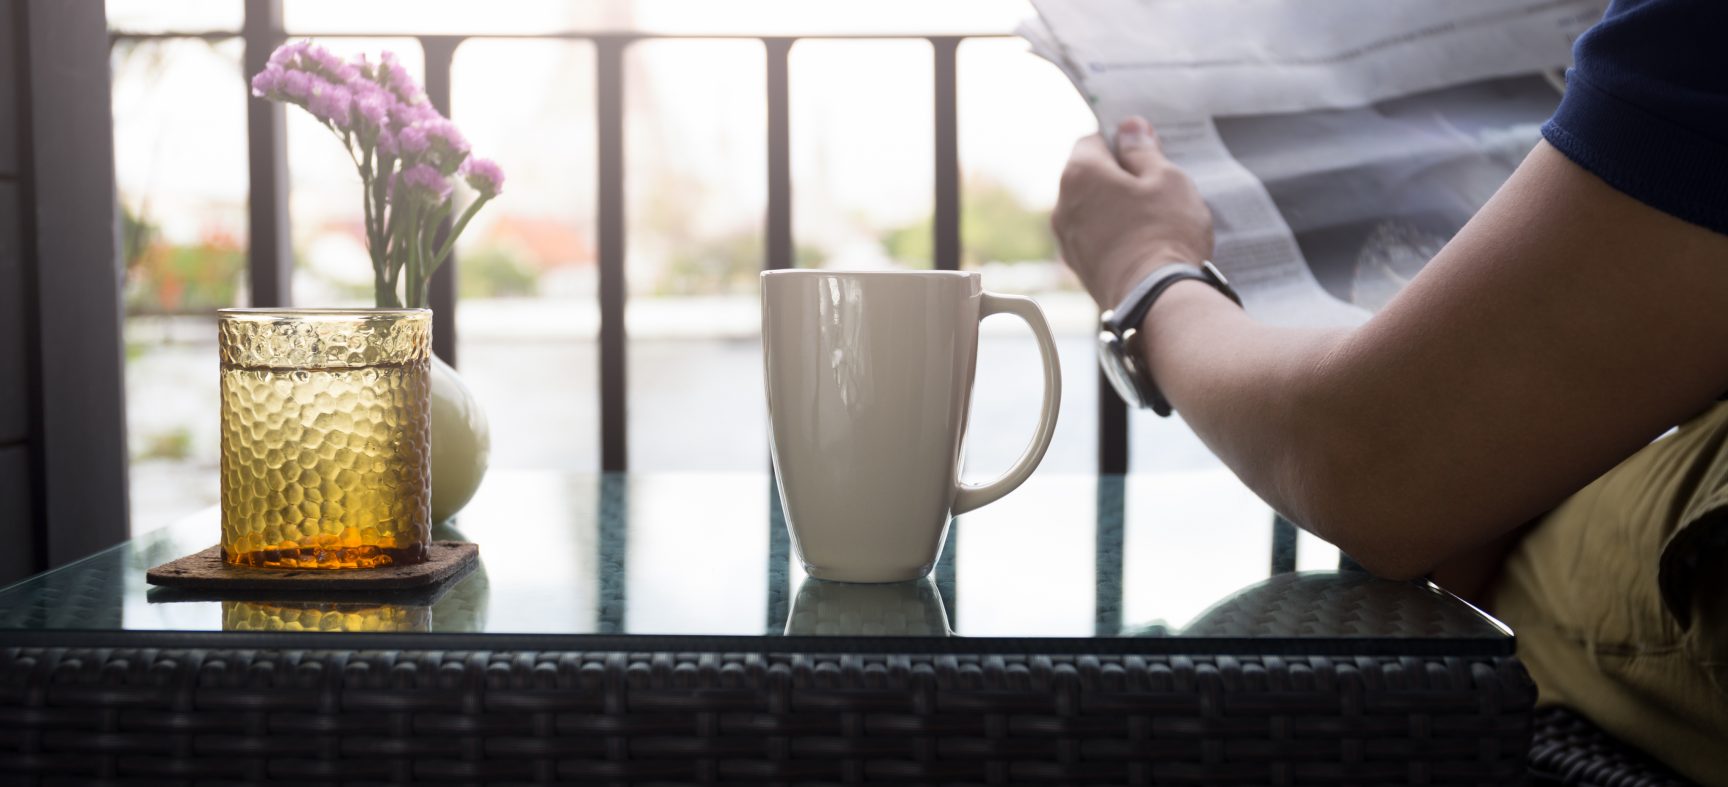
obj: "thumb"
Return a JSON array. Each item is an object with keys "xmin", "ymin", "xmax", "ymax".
[{"xmin": 1114, "ymin": 116, "xmax": 1162, "ymax": 177}]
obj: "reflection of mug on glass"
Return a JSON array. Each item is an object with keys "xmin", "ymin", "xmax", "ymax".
[
  {"xmin": 784, "ymin": 576, "xmax": 950, "ymax": 637},
  {"xmin": 762, "ymin": 271, "xmax": 1060, "ymax": 583}
]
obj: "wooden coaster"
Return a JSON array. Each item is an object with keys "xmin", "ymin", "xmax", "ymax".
[{"xmin": 147, "ymin": 542, "xmax": 479, "ymax": 593}]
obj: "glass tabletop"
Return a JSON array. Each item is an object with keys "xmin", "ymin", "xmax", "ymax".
[{"xmin": 0, "ymin": 472, "xmax": 1508, "ymax": 646}]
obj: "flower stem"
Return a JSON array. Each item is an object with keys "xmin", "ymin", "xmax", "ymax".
[
  {"xmin": 433, "ymin": 195, "xmax": 489, "ymax": 269},
  {"xmin": 415, "ymin": 200, "xmax": 450, "ymax": 308}
]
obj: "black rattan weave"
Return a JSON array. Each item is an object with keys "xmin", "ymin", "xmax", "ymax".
[
  {"xmin": 1528, "ymin": 706, "xmax": 1693, "ymax": 787},
  {"xmin": 0, "ymin": 645, "xmax": 1531, "ymax": 785}
]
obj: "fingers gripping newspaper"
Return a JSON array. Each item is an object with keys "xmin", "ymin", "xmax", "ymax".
[{"xmin": 1022, "ymin": 0, "xmax": 1605, "ymax": 327}]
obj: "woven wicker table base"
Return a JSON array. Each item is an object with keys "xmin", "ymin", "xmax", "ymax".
[
  {"xmin": 1528, "ymin": 706, "xmax": 1692, "ymax": 786},
  {"xmin": 145, "ymin": 542, "xmax": 478, "ymax": 592},
  {"xmin": 0, "ymin": 648, "xmax": 1533, "ymax": 785}
]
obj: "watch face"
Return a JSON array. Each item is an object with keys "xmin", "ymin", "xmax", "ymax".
[{"xmin": 1097, "ymin": 330, "xmax": 1144, "ymax": 408}]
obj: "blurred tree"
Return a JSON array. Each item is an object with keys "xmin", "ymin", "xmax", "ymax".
[
  {"xmin": 881, "ymin": 177, "xmax": 1055, "ymax": 268},
  {"xmin": 458, "ymin": 246, "xmax": 541, "ymax": 299},
  {"xmin": 637, "ymin": 163, "xmax": 828, "ymax": 295},
  {"xmin": 655, "ymin": 230, "xmax": 825, "ymax": 296},
  {"xmin": 123, "ymin": 224, "xmax": 244, "ymax": 315},
  {"xmin": 121, "ymin": 201, "xmax": 157, "ymax": 276},
  {"xmin": 135, "ymin": 427, "xmax": 193, "ymax": 462}
]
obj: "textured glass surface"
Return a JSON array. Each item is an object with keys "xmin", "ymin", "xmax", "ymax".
[
  {"xmin": 0, "ymin": 473, "xmax": 1509, "ymax": 641},
  {"xmin": 217, "ymin": 309, "xmax": 432, "ymax": 569}
]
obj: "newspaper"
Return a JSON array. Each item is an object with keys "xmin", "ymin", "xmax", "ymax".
[{"xmin": 1023, "ymin": 0, "xmax": 1604, "ymax": 326}]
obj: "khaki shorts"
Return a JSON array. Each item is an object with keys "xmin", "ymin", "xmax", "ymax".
[{"xmin": 1493, "ymin": 401, "xmax": 1728, "ymax": 785}]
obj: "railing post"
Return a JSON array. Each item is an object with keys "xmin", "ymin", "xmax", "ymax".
[
  {"xmin": 930, "ymin": 36, "xmax": 963, "ymax": 625},
  {"xmin": 242, "ymin": 0, "xmax": 290, "ymax": 307},
  {"xmin": 1272, "ymin": 513, "xmax": 1298, "ymax": 574},
  {"xmin": 1099, "ymin": 382, "xmax": 1128, "ymax": 473},
  {"xmin": 595, "ymin": 37, "xmax": 629, "ymax": 472},
  {"xmin": 764, "ymin": 38, "xmax": 793, "ymax": 272},
  {"xmin": 596, "ymin": 474, "xmax": 628, "ymax": 633},
  {"xmin": 763, "ymin": 38, "xmax": 796, "ymax": 633},
  {"xmin": 766, "ymin": 476, "xmax": 789, "ymax": 633},
  {"xmin": 935, "ymin": 525, "xmax": 958, "ymax": 628},
  {"xmin": 420, "ymin": 35, "xmax": 461, "ymax": 366},
  {"xmin": 931, "ymin": 37, "xmax": 960, "ymax": 272},
  {"xmin": 1095, "ymin": 475, "xmax": 1124, "ymax": 635}
]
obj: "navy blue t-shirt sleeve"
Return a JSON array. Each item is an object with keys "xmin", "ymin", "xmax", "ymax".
[{"xmin": 1542, "ymin": 0, "xmax": 1728, "ymax": 235}]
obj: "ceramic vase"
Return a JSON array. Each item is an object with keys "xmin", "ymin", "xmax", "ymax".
[{"xmin": 430, "ymin": 354, "xmax": 490, "ymax": 523}]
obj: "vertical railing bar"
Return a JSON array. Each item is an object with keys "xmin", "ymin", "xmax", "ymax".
[
  {"xmin": 596, "ymin": 474, "xmax": 628, "ymax": 633},
  {"xmin": 1095, "ymin": 476, "xmax": 1125, "ymax": 636},
  {"xmin": 931, "ymin": 36, "xmax": 960, "ymax": 272},
  {"xmin": 935, "ymin": 524, "xmax": 958, "ymax": 630},
  {"xmin": 931, "ymin": 35, "xmax": 962, "ymax": 629},
  {"xmin": 766, "ymin": 476, "xmax": 790, "ymax": 633},
  {"xmin": 764, "ymin": 38, "xmax": 794, "ymax": 273},
  {"xmin": 242, "ymin": 0, "xmax": 290, "ymax": 308},
  {"xmin": 763, "ymin": 37, "xmax": 795, "ymax": 632},
  {"xmin": 1271, "ymin": 513, "xmax": 1298, "ymax": 575},
  {"xmin": 596, "ymin": 36, "xmax": 630, "ymax": 472},
  {"xmin": 1099, "ymin": 381, "xmax": 1128, "ymax": 473},
  {"xmin": 420, "ymin": 37, "xmax": 461, "ymax": 364},
  {"xmin": 420, "ymin": 35, "xmax": 461, "ymax": 366}
]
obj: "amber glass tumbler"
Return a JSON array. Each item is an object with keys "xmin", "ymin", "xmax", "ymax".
[{"xmin": 218, "ymin": 308, "xmax": 432, "ymax": 569}]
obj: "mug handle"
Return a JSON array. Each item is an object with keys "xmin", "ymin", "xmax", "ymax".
[{"xmin": 952, "ymin": 292, "xmax": 1062, "ymax": 515}]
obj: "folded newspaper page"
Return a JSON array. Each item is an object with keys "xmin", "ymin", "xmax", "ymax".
[{"xmin": 1023, "ymin": 0, "xmax": 1605, "ymax": 327}]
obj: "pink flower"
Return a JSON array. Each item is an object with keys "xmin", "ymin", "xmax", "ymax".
[
  {"xmin": 377, "ymin": 51, "xmax": 425, "ymax": 105},
  {"xmin": 248, "ymin": 43, "xmax": 505, "ymax": 300},
  {"xmin": 420, "ymin": 118, "xmax": 470, "ymax": 157},
  {"xmin": 351, "ymin": 83, "xmax": 391, "ymax": 131},
  {"xmin": 460, "ymin": 157, "xmax": 505, "ymax": 198},
  {"xmin": 396, "ymin": 124, "xmax": 431, "ymax": 156},
  {"xmin": 279, "ymin": 70, "xmax": 313, "ymax": 102},
  {"xmin": 308, "ymin": 82, "xmax": 354, "ymax": 129},
  {"xmin": 396, "ymin": 163, "xmax": 452, "ymax": 203},
  {"xmin": 384, "ymin": 99, "xmax": 430, "ymax": 130},
  {"xmin": 315, "ymin": 48, "xmax": 357, "ymax": 83},
  {"xmin": 268, "ymin": 40, "xmax": 313, "ymax": 69},
  {"xmin": 250, "ymin": 65, "xmax": 284, "ymax": 98},
  {"xmin": 266, "ymin": 40, "xmax": 348, "ymax": 82}
]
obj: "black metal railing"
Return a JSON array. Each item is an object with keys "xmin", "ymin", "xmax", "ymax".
[{"xmin": 113, "ymin": 2, "xmax": 1128, "ymax": 474}]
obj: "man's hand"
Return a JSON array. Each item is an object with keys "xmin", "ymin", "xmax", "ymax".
[{"xmin": 1052, "ymin": 116, "xmax": 1214, "ymax": 309}]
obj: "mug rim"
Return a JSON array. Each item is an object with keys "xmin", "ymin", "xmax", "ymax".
[{"xmin": 760, "ymin": 269, "xmax": 976, "ymax": 280}]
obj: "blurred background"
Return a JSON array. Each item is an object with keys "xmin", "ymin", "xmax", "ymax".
[{"xmin": 107, "ymin": 0, "xmax": 1336, "ymax": 573}]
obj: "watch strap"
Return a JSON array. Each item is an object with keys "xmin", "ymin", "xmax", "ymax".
[
  {"xmin": 1103, "ymin": 263, "xmax": 1205, "ymax": 335},
  {"xmin": 1101, "ymin": 261, "xmax": 1241, "ymax": 417}
]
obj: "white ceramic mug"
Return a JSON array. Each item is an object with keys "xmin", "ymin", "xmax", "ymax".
[{"xmin": 762, "ymin": 270, "xmax": 1061, "ymax": 582}]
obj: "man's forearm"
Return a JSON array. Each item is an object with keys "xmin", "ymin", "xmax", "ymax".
[
  {"xmin": 1134, "ymin": 280, "xmax": 1372, "ymax": 564},
  {"xmin": 1064, "ymin": 133, "xmax": 1728, "ymax": 581}
]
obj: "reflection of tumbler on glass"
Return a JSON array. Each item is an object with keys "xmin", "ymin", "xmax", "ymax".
[
  {"xmin": 218, "ymin": 309, "xmax": 432, "ymax": 569},
  {"xmin": 223, "ymin": 599, "xmax": 432, "ymax": 632}
]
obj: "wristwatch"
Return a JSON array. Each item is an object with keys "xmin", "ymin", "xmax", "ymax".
[{"xmin": 1097, "ymin": 261, "xmax": 1241, "ymax": 416}]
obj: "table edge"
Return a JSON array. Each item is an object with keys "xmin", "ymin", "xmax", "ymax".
[{"xmin": 0, "ymin": 629, "xmax": 1515, "ymax": 657}]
